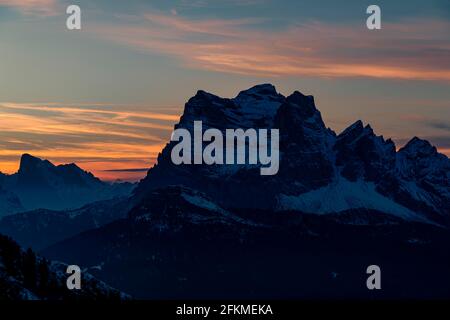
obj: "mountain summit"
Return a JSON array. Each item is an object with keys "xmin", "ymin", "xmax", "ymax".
[
  {"xmin": 17, "ymin": 153, "xmax": 100, "ymax": 188},
  {"xmin": 0, "ymin": 155, "xmax": 134, "ymax": 217},
  {"xmin": 134, "ymin": 84, "xmax": 450, "ymax": 226}
]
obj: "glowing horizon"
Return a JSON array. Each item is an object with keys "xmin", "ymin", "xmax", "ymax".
[
  {"xmin": 0, "ymin": 102, "xmax": 179, "ymax": 181},
  {"xmin": 0, "ymin": 97, "xmax": 448, "ymax": 182}
]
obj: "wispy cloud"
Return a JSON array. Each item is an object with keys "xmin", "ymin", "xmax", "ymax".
[
  {"xmin": 92, "ymin": 12, "xmax": 450, "ymax": 81},
  {"xmin": 179, "ymin": 0, "xmax": 266, "ymax": 8},
  {"xmin": 0, "ymin": 0, "xmax": 59, "ymax": 16},
  {"xmin": 0, "ymin": 102, "xmax": 179, "ymax": 181},
  {"xmin": 426, "ymin": 120, "xmax": 450, "ymax": 132},
  {"xmin": 399, "ymin": 114, "xmax": 450, "ymax": 133}
]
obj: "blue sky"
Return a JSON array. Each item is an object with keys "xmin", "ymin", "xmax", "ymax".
[{"xmin": 0, "ymin": 0, "xmax": 449, "ymax": 180}]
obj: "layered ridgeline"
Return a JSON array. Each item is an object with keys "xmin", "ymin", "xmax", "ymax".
[
  {"xmin": 134, "ymin": 83, "xmax": 450, "ymax": 226},
  {"xmin": 0, "ymin": 154, "xmax": 134, "ymax": 217},
  {"xmin": 42, "ymin": 85, "xmax": 450, "ymax": 299},
  {"xmin": 0, "ymin": 197, "xmax": 132, "ymax": 250}
]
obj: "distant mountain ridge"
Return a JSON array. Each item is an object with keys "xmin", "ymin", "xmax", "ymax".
[
  {"xmin": 0, "ymin": 197, "xmax": 132, "ymax": 250},
  {"xmin": 0, "ymin": 154, "xmax": 134, "ymax": 217}
]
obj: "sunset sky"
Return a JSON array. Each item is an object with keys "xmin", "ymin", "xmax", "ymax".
[{"xmin": 0, "ymin": 0, "xmax": 449, "ymax": 181}]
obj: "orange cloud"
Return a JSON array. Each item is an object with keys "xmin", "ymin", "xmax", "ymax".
[
  {"xmin": 0, "ymin": 103, "xmax": 180, "ymax": 122},
  {"xmin": 0, "ymin": 102, "xmax": 177, "ymax": 181},
  {"xmin": 92, "ymin": 13, "xmax": 450, "ymax": 81}
]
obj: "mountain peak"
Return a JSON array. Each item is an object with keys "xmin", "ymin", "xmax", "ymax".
[
  {"xmin": 19, "ymin": 154, "xmax": 54, "ymax": 173},
  {"xmin": 338, "ymin": 121, "xmax": 377, "ymax": 143},
  {"xmin": 339, "ymin": 120, "xmax": 364, "ymax": 137},
  {"xmin": 58, "ymin": 162, "xmax": 82, "ymax": 171},
  {"xmin": 236, "ymin": 83, "xmax": 278, "ymax": 97},
  {"xmin": 56, "ymin": 162, "xmax": 93, "ymax": 178},
  {"xmin": 364, "ymin": 124, "xmax": 373, "ymax": 133},
  {"xmin": 287, "ymin": 90, "xmax": 314, "ymax": 102},
  {"xmin": 285, "ymin": 91, "xmax": 317, "ymax": 115},
  {"xmin": 1, "ymin": 154, "xmax": 134, "ymax": 215},
  {"xmin": 401, "ymin": 137, "xmax": 436, "ymax": 155},
  {"xmin": 193, "ymin": 89, "xmax": 219, "ymax": 100},
  {"xmin": 20, "ymin": 153, "xmax": 40, "ymax": 163},
  {"xmin": 406, "ymin": 136, "xmax": 430, "ymax": 146}
]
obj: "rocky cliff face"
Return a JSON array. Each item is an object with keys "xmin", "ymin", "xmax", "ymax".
[{"xmin": 133, "ymin": 84, "xmax": 450, "ymax": 226}]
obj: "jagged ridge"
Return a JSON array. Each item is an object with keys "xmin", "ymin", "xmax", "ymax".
[
  {"xmin": 0, "ymin": 154, "xmax": 135, "ymax": 217},
  {"xmin": 134, "ymin": 84, "xmax": 450, "ymax": 226}
]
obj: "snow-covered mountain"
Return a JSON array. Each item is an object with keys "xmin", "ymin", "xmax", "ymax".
[
  {"xmin": 134, "ymin": 84, "xmax": 450, "ymax": 226},
  {"xmin": 0, "ymin": 154, "xmax": 135, "ymax": 217}
]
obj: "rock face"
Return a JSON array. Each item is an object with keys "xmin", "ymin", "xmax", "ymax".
[
  {"xmin": 378, "ymin": 137, "xmax": 450, "ymax": 225},
  {"xmin": 0, "ymin": 154, "xmax": 134, "ymax": 217},
  {"xmin": 334, "ymin": 120, "xmax": 396, "ymax": 182},
  {"xmin": 133, "ymin": 84, "xmax": 449, "ymax": 226}
]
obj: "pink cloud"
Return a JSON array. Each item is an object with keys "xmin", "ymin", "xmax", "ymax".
[
  {"xmin": 0, "ymin": 0, "xmax": 58, "ymax": 16},
  {"xmin": 92, "ymin": 12, "xmax": 450, "ymax": 81}
]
